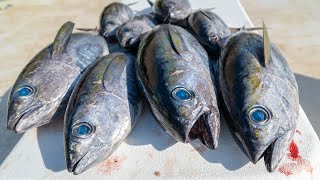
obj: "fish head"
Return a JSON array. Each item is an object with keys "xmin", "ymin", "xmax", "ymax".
[
  {"xmin": 7, "ymin": 22, "xmax": 76, "ymax": 133},
  {"xmin": 161, "ymin": 58, "xmax": 220, "ymax": 149},
  {"xmin": 65, "ymin": 54, "xmax": 134, "ymax": 175},
  {"xmin": 65, "ymin": 110, "xmax": 101, "ymax": 175},
  {"xmin": 116, "ymin": 20, "xmax": 152, "ymax": 48},
  {"xmin": 220, "ymin": 25, "xmax": 299, "ymax": 171},
  {"xmin": 155, "ymin": 0, "xmax": 192, "ymax": 23},
  {"xmin": 188, "ymin": 11, "xmax": 231, "ymax": 54},
  {"xmin": 100, "ymin": 2, "xmax": 134, "ymax": 38},
  {"xmin": 138, "ymin": 25, "xmax": 220, "ymax": 149}
]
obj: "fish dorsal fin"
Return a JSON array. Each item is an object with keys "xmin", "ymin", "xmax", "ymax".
[
  {"xmin": 263, "ymin": 22, "xmax": 271, "ymax": 66},
  {"xmin": 52, "ymin": 21, "xmax": 74, "ymax": 56},
  {"xmin": 147, "ymin": 0, "xmax": 154, "ymax": 6},
  {"xmin": 168, "ymin": 26, "xmax": 188, "ymax": 55},
  {"xmin": 127, "ymin": 2, "xmax": 138, "ymax": 6}
]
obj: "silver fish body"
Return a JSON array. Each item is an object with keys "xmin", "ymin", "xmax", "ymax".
[
  {"xmin": 133, "ymin": 13, "xmax": 159, "ymax": 28},
  {"xmin": 7, "ymin": 22, "xmax": 109, "ymax": 133},
  {"xmin": 137, "ymin": 24, "xmax": 220, "ymax": 149},
  {"xmin": 149, "ymin": 0, "xmax": 192, "ymax": 23},
  {"xmin": 64, "ymin": 52, "xmax": 144, "ymax": 175},
  {"xmin": 187, "ymin": 10, "xmax": 231, "ymax": 56},
  {"xmin": 218, "ymin": 24, "xmax": 299, "ymax": 172},
  {"xmin": 116, "ymin": 19, "xmax": 153, "ymax": 49},
  {"xmin": 100, "ymin": 2, "xmax": 134, "ymax": 38}
]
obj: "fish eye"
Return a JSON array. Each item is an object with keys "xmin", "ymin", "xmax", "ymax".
[
  {"xmin": 122, "ymin": 27, "xmax": 132, "ymax": 33},
  {"xmin": 105, "ymin": 21, "xmax": 115, "ymax": 26},
  {"xmin": 72, "ymin": 122, "xmax": 95, "ymax": 138},
  {"xmin": 16, "ymin": 85, "xmax": 34, "ymax": 97},
  {"xmin": 172, "ymin": 87, "xmax": 194, "ymax": 101},
  {"xmin": 248, "ymin": 106, "xmax": 270, "ymax": 124}
]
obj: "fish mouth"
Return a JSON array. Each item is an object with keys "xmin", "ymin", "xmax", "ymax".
[
  {"xmin": 186, "ymin": 113, "xmax": 217, "ymax": 149},
  {"xmin": 235, "ymin": 132, "xmax": 276, "ymax": 164},
  {"xmin": 169, "ymin": 8, "xmax": 187, "ymax": 21},
  {"xmin": 121, "ymin": 36, "xmax": 134, "ymax": 47},
  {"xmin": 68, "ymin": 154, "xmax": 87, "ymax": 175},
  {"xmin": 68, "ymin": 147, "xmax": 104, "ymax": 175},
  {"xmin": 7, "ymin": 106, "xmax": 39, "ymax": 133}
]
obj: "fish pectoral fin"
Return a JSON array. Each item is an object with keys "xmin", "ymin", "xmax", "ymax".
[
  {"xmin": 168, "ymin": 26, "xmax": 189, "ymax": 55},
  {"xmin": 52, "ymin": 21, "xmax": 75, "ymax": 56},
  {"xmin": 263, "ymin": 130, "xmax": 294, "ymax": 172}
]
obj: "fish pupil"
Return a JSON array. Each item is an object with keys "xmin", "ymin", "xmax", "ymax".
[
  {"xmin": 75, "ymin": 124, "xmax": 91, "ymax": 136},
  {"xmin": 17, "ymin": 86, "xmax": 33, "ymax": 97},
  {"xmin": 251, "ymin": 109, "xmax": 267, "ymax": 122},
  {"xmin": 175, "ymin": 89, "xmax": 191, "ymax": 100}
]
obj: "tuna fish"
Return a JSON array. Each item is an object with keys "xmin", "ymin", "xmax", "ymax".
[
  {"xmin": 116, "ymin": 19, "xmax": 153, "ymax": 49},
  {"xmin": 64, "ymin": 52, "xmax": 144, "ymax": 175},
  {"xmin": 148, "ymin": 0, "xmax": 192, "ymax": 23},
  {"xmin": 137, "ymin": 24, "xmax": 220, "ymax": 149},
  {"xmin": 187, "ymin": 10, "xmax": 231, "ymax": 57},
  {"xmin": 100, "ymin": 2, "xmax": 135, "ymax": 38},
  {"xmin": 218, "ymin": 23, "xmax": 299, "ymax": 172},
  {"xmin": 7, "ymin": 21, "xmax": 109, "ymax": 133}
]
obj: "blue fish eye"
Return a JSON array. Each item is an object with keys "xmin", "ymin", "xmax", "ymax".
[
  {"xmin": 122, "ymin": 27, "xmax": 131, "ymax": 33},
  {"xmin": 249, "ymin": 107, "xmax": 270, "ymax": 123},
  {"xmin": 16, "ymin": 86, "xmax": 34, "ymax": 97},
  {"xmin": 72, "ymin": 122, "xmax": 94, "ymax": 138},
  {"xmin": 172, "ymin": 87, "xmax": 193, "ymax": 101}
]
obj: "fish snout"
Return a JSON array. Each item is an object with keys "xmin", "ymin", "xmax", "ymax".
[{"xmin": 169, "ymin": 8, "xmax": 187, "ymax": 21}]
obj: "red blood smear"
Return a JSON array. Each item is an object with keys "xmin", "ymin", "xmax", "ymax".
[
  {"xmin": 278, "ymin": 140, "xmax": 313, "ymax": 176},
  {"xmin": 99, "ymin": 156, "xmax": 126, "ymax": 175},
  {"xmin": 288, "ymin": 140, "xmax": 301, "ymax": 160},
  {"xmin": 295, "ymin": 130, "xmax": 302, "ymax": 135}
]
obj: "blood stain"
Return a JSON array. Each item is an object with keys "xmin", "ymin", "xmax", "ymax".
[
  {"xmin": 278, "ymin": 140, "xmax": 313, "ymax": 176},
  {"xmin": 154, "ymin": 171, "xmax": 161, "ymax": 176},
  {"xmin": 295, "ymin": 130, "xmax": 301, "ymax": 135},
  {"xmin": 99, "ymin": 155, "xmax": 126, "ymax": 175},
  {"xmin": 288, "ymin": 140, "xmax": 301, "ymax": 160}
]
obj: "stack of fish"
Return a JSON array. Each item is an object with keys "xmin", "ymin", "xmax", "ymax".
[{"xmin": 6, "ymin": 0, "xmax": 299, "ymax": 175}]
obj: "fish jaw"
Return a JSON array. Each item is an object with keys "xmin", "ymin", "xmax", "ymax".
[
  {"xmin": 264, "ymin": 129, "xmax": 295, "ymax": 172},
  {"xmin": 169, "ymin": 8, "xmax": 188, "ymax": 22},
  {"xmin": 7, "ymin": 105, "xmax": 42, "ymax": 133},
  {"xmin": 187, "ymin": 110, "xmax": 219, "ymax": 149},
  {"xmin": 67, "ymin": 147, "xmax": 100, "ymax": 175}
]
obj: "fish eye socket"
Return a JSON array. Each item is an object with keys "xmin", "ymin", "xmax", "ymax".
[
  {"xmin": 122, "ymin": 27, "xmax": 132, "ymax": 33},
  {"xmin": 16, "ymin": 85, "xmax": 34, "ymax": 97},
  {"xmin": 105, "ymin": 21, "xmax": 115, "ymax": 26},
  {"xmin": 72, "ymin": 122, "xmax": 95, "ymax": 138},
  {"xmin": 172, "ymin": 87, "xmax": 194, "ymax": 101},
  {"xmin": 248, "ymin": 107, "xmax": 270, "ymax": 124}
]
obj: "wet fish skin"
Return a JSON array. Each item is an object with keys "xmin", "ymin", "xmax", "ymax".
[
  {"xmin": 116, "ymin": 19, "xmax": 153, "ymax": 49},
  {"xmin": 149, "ymin": 0, "xmax": 192, "ymax": 23},
  {"xmin": 100, "ymin": 2, "xmax": 134, "ymax": 38},
  {"xmin": 7, "ymin": 22, "xmax": 109, "ymax": 133},
  {"xmin": 137, "ymin": 24, "xmax": 220, "ymax": 149},
  {"xmin": 187, "ymin": 10, "xmax": 231, "ymax": 57},
  {"xmin": 133, "ymin": 13, "xmax": 159, "ymax": 28},
  {"xmin": 218, "ymin": 24, "xmax": 299, "ymax": 172},
  {"xmin": 64, "ymin": 52, "xmax": 144, "ymax": 175}
]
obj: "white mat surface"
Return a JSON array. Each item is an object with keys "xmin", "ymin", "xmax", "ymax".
[{"xmin": 1, "ymin": 0, "xmax": 319, "ymax": 179}]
